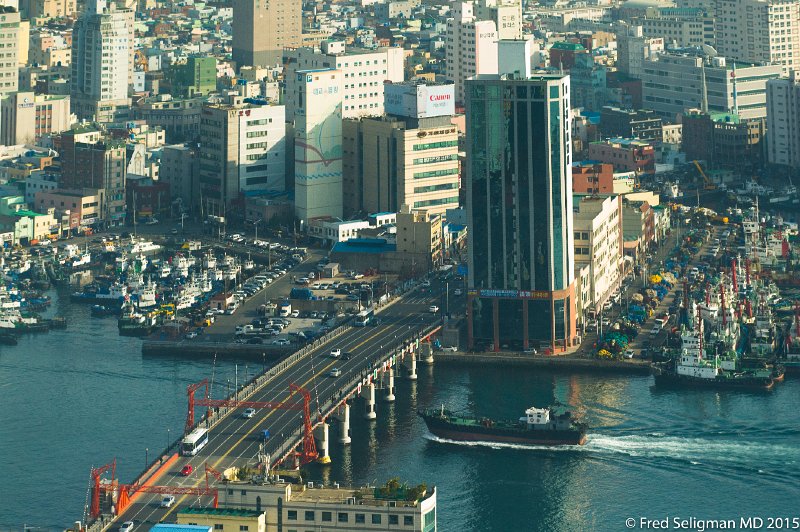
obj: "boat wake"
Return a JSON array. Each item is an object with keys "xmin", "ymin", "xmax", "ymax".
[{"xmin": 424, "ymin": 431, "xmax": 800, "ymax": 469}]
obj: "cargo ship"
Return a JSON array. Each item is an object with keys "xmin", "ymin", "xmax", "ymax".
[{"xmin": 418, "ymin": 405, "xmax": 588, "ymax": 446}]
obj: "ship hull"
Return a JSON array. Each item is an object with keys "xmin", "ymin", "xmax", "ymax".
[
  {"xmin": 419, "ymin": 413, "xmax": 587, "ymax": 446},
  {"xmin": 652, "ymin": 369, "xmax": 775, "ymax": 390}
]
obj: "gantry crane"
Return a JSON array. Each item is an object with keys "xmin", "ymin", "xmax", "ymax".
[
  {"xmin": 89, "ymin": 459, "xmax": 116, "ymax": 520},
  {"xmin": 185, "ymin": 380, "xmax": 318, "ymax": 465}
]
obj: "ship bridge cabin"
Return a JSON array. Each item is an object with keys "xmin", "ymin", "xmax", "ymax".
[{"xmin": 525, "ymin": 407, "xmax": 550, "ymax": 426}]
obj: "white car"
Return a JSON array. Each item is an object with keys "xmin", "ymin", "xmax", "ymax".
[
  {"xmin": 330, "ymin": 348, "xmax": 341, "ymax": 358},
  {"xmin": 119, "ymin": 522, "xmax": 134, "ymax": 532},
  {"xmin": 242, "ymin": 408, "xmax": 257, "ymax": 418},
  {"xmin": 272, "ymin": 338, "xmax": 290, "ymax": 346},
  {"xmin": 623, "ymin": 349, "xmax": 635, "ymax": 359},
  {"xmin": 329, "ymin": 368, "xmax": 342, "ymax": 378},
  {"xmin": 429, "ymin": 305, "xmax": 439, "ymax": 313},
  {"xmin": 160, "ymin": 495, "xmax": 175, "ymax": 508},
  {"xmin": 441, "ymin": 346, "xmax": 458, "ymax": 352},
  {"xmin": 291, "ymin": 310, "xmax": 300, "ymax": 318},
  {"xmin": 454, "ymin": 288, "xmax": 463, "ymax": 296}
]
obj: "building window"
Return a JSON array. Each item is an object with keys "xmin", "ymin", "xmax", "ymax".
[
  {"xmin": 305, "ymin": 511, "xmax": 315, "ymax": 521},
  {"xmin": 372, "ymin": 514, "xmax": 382, "ymax": 524},
  {"xmin": 338, "ymin": 513, "xmax": 349, "ymax": 523},
  {"xmin": 239, "ymin": 527, "xmax": 248, "ymax": 531},
  {"xmin": 389, "ymin": 515, "xmax": 399, "ymax": 525},
  {"xmin": 321, "ymin": 512, "xmax": 332, "ymax": 522},
  {"xmin": 214, "ymin": 525, "xmax": 223, "ymax": 530},
  {"xmin": 355, "ymin": 514, "xmax": 365, "ymax": 524},
  {"xmin": 404, "ymin": 516, "xmax": 414, "ymax": 526},
  {"xmin": 287, "ymin": 510, "xmax": 297, "ymax": 521}
]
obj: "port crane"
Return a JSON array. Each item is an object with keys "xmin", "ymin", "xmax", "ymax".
[{"xmin": 185, "ymin": 380, "xmax": 318, "ymax": 465}]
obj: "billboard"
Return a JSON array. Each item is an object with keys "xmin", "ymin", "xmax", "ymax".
[{"xmin": 385, "ymin": 83, "xmax": 455, "ymax": 119}]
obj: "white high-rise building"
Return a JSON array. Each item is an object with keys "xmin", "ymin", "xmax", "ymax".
[
  {"xmin": 476, "ymin": 0, "xmax": 523, "ymax": 40},
  {"xmin": 766, "ymin": 72, "xmax": 800, "ymax": 169},
  {"xmin": 284, "ymin": 41, "xmax": 404, "ymax": 120},
  {"xmin": 446, "ymin": 2, "xmax": 499, "ymax": 104},
  {"xmin": 715, "ymin": 0, "xmax": 800, "ymax": 77},
  {"xmin": 293, "ymin": 69, "xmax": 344, "ymax": 221},
  {"xmin": 0, "ymin": 7, "xmax": 20, "ymax": 98},
  {"xmin": 70, "ymin": 0, "xmax": 132, "ymax": 122}
]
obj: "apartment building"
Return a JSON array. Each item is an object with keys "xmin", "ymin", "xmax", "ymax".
[{"xmin": 446, "ymin": 2, "xmax": 499, "ymax": 103}]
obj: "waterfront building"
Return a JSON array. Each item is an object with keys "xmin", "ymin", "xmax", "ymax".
[
  {"xmin": 682, "ymin": 109, "xmax": 765, "ymax": 169},
  {"xmin": 714, "ymin": 0, "xmax": 800, "ymax": 77},
  {"xmin": 232, "ymin": 0, "xmax": 301, "ymax": 68},
  {"xmin": 283, "ymin": 42, "xmax": 405, "ymax": 120},
  {"xmin": 766, "ymin": 72, "xmax": 800, "ymax": 170},
  {"xmin": 465, "ymin": 73, "xmax": 577, "ymax": 353},
  {"xmin": 59, "ymin": 127, "xmax": 127, "ymax": 227},
  {"xmin": 573, "ymin": 194, "xmax": 622, "ymax": 318},
  {"xmin": 159, "ymin": 144, "xmax": 198, "ymax": 214},
  {"xmin": 70, "ymin": 0, "xmax": 132, "ymax": 123},
  {"xmin": 446, "ymin": 2, "xmax": 499, "ymax": 104},
  {"xmin": 642, "ymin": 51, "xmax": 782, "ymax": 121},
  {"xmin": 342, "ymin": 81, "xmax": 459, "ymax": 217},
  {"xmin": 199, "ymin": 94, "xmax": 287, "ymax": 217},
  {"xmin": 293, "ymin": 68, "xmax": 344, "ymax": 221},
  {"xmin": 0, "ymin": 91, "xmax": 72, "ymax": 145},
  {"xmin": 213, "ymin": 481, "xmax": 437, "ymax": 532}
]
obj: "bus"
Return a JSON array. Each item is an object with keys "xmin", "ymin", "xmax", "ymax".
[
  {"xmin": 354, "ymin": 307, "xmax": 374, "ymax": 327},
  {"xmin": 181, "ymin": 427, "xmax": 209, "ymax": 456}
]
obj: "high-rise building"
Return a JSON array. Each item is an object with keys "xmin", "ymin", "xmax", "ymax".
[
  {"xmin": 615, "ymin": 23, "xmax": 664, "ymax": 79},
  {"xmin": 70, "ymin": 0, "xmax": 132, "ymax": 123},
  {"xmin": 342, "ymin": 82, "xmax": 460, "ymax": 217},
  {"xmin": 59, "ymin": 127, "xmax": 127, "ymax": 227},
  {"xmin": 715, "ymin": 0, "xmax": 800, "ymax": 76},
  {"xmin": 0, "ymin": 6, "xmax": 21, "ymax": 98},
  {"xmin": 466, "ymin": 73, "xmax": 576, "ymax": 352},
  {"xmin": 446, "ymin": 2, "xmax": 499, "ymax": 104},
  {"xmin": 293, "ymin": 68, "xmax": 344, "ymax": 221},
  {"xmin": 476, "ymin": 0, "xmax": 523, "ymax": 40},
  {"xmin": 766, "ymin": 72, "xmax": 800, "ymax": 170},
  {"xmin": 232, "ymin": 0, "xmax": 301, "ymax": 68},
  {"xmin": 198, "ymin": 95, "xmax": 287, "ymax": 216},
  {"xmin": 27, "ymin": 0, "xmax": 77, "ymax": 19},
  {"xmin": 283, "ymin": 42, "xmax": 404, "ymax": 120}
]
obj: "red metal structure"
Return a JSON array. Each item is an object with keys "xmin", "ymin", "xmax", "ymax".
[
  {"xmin": 90, "ymin": 459, "xmax": 116, "ymax": 519},
  {"xmin": 204, "ymin": 463, "xmax": 223, "ymax": 486},
  {"xmin": 116, "ymin": 484, "xmax": 218, "ymax": 511},
  {"xmin": 185, "ymin": 380, "xmax": 318, "ymax": 465}
]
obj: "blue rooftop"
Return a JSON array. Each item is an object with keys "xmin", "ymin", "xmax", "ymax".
[{"xmin": 332, "ymin": 238, "xmax": 395, "ymax": 254}]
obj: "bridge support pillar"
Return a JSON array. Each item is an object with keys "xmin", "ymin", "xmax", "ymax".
[
  {"xmin": 384, "ymin": 367, "xmax": 396, "ymax": 402},
  {"xmin": 364, "ymin": 383, "xmax": 377, "ymax": 420},
  {"xmin": 315, "ymin": 423, "xmax": 331, "ymax": 464},
  {"xmin": 407, "ymin": 350, "xmax": 418, "ymax": 380},
  {"xmin": 339, "ymin": 403, "xmax": 352, "ymax": 444},
  {"xmin": 422, "ymin": 343, "xmax": 435, "ymax": 365}
]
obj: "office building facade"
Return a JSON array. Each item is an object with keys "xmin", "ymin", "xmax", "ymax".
[
  {"xmin": 446, "ymin": 2, "xmax": 499, "ymax": 103},
  {"xmin": 766, "ymin": 72, "xmax": 800, "ymax": 170},
  {"xmin": 466, "ymin": 74, "xmax": 577, "ymax": 352},
  {"xmin": 232, "ymin": 0, "xmax": 301, "ymax": 68}
]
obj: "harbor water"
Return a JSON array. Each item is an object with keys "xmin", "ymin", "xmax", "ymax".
[{"xmin": 2, "ymin": 292, "xmax": 799, "ymax": 531}]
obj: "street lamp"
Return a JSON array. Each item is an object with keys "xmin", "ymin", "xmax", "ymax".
[
  {"xmin": 145, "ymin": 448, "xmax": 149, "ymax": 469},
  {"xmin": 167, "ymin": 428, "xmax": 171, "ymax": 451}
]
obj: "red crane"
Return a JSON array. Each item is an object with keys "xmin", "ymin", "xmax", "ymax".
[
  {"xmin": 89, "ymin": 459, "xmax": 116, "ymax": 520},
  {"xmin": 185, "ymin": 380, "xmax": 318, "ymax": 465}
]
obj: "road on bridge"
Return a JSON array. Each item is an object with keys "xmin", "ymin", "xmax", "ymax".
[{"xmin": 113, "ymin": 277, "xmax": 461, "ymax": 529}]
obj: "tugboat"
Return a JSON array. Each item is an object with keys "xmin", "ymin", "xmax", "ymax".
[
  {"xmin": 117, "ymin": 301, "xmax": 157, "ymax": 336},
  {"xmin": 418, "ymin": 404, "xmax": 588, "ymax": 446}
]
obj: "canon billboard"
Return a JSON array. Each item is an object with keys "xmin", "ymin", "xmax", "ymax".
[{"xmin": 384, "ymin": 83, "xmax": 455, "ymax": 119}]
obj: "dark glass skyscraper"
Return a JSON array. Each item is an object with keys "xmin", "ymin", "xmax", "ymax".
[{"xmin": 465, "ymin": 73, "xmax": 576, "ymax": 352}]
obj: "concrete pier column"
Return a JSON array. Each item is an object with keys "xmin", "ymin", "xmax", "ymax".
[
  {"xmin": 315, "ymin": 423, "xmax": 331, "ymax": 464},
  {"xmin": 339, "ymin": 403, "xmax": 352, "ymax": 444},
  {"xmin": 422, "ymin": 343, "xmax": 435, "ymax": 365},
  {"xmin": 384, "ymin": 367, "xmax": 396, "ymax": 402},
  {"xmin": 364, "ymin": 383, "xmax": 377, "ymax": 420},
  {"xmin": 408, "ymin": 349, "xmax": 418, "ymax": 380}
]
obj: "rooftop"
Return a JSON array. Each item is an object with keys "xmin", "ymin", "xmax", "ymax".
[
  {"xmin": 178, "ymin": 508, "xmax": 262, "ymax": 518},
  {"xmin": 331, "ymin": 238, "xmax": 396, "ymax": 255}
]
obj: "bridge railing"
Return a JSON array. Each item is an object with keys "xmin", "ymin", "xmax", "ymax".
[{"xmin": 273, "ymin": 318, "xmax": 444, "ymax": 467}]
